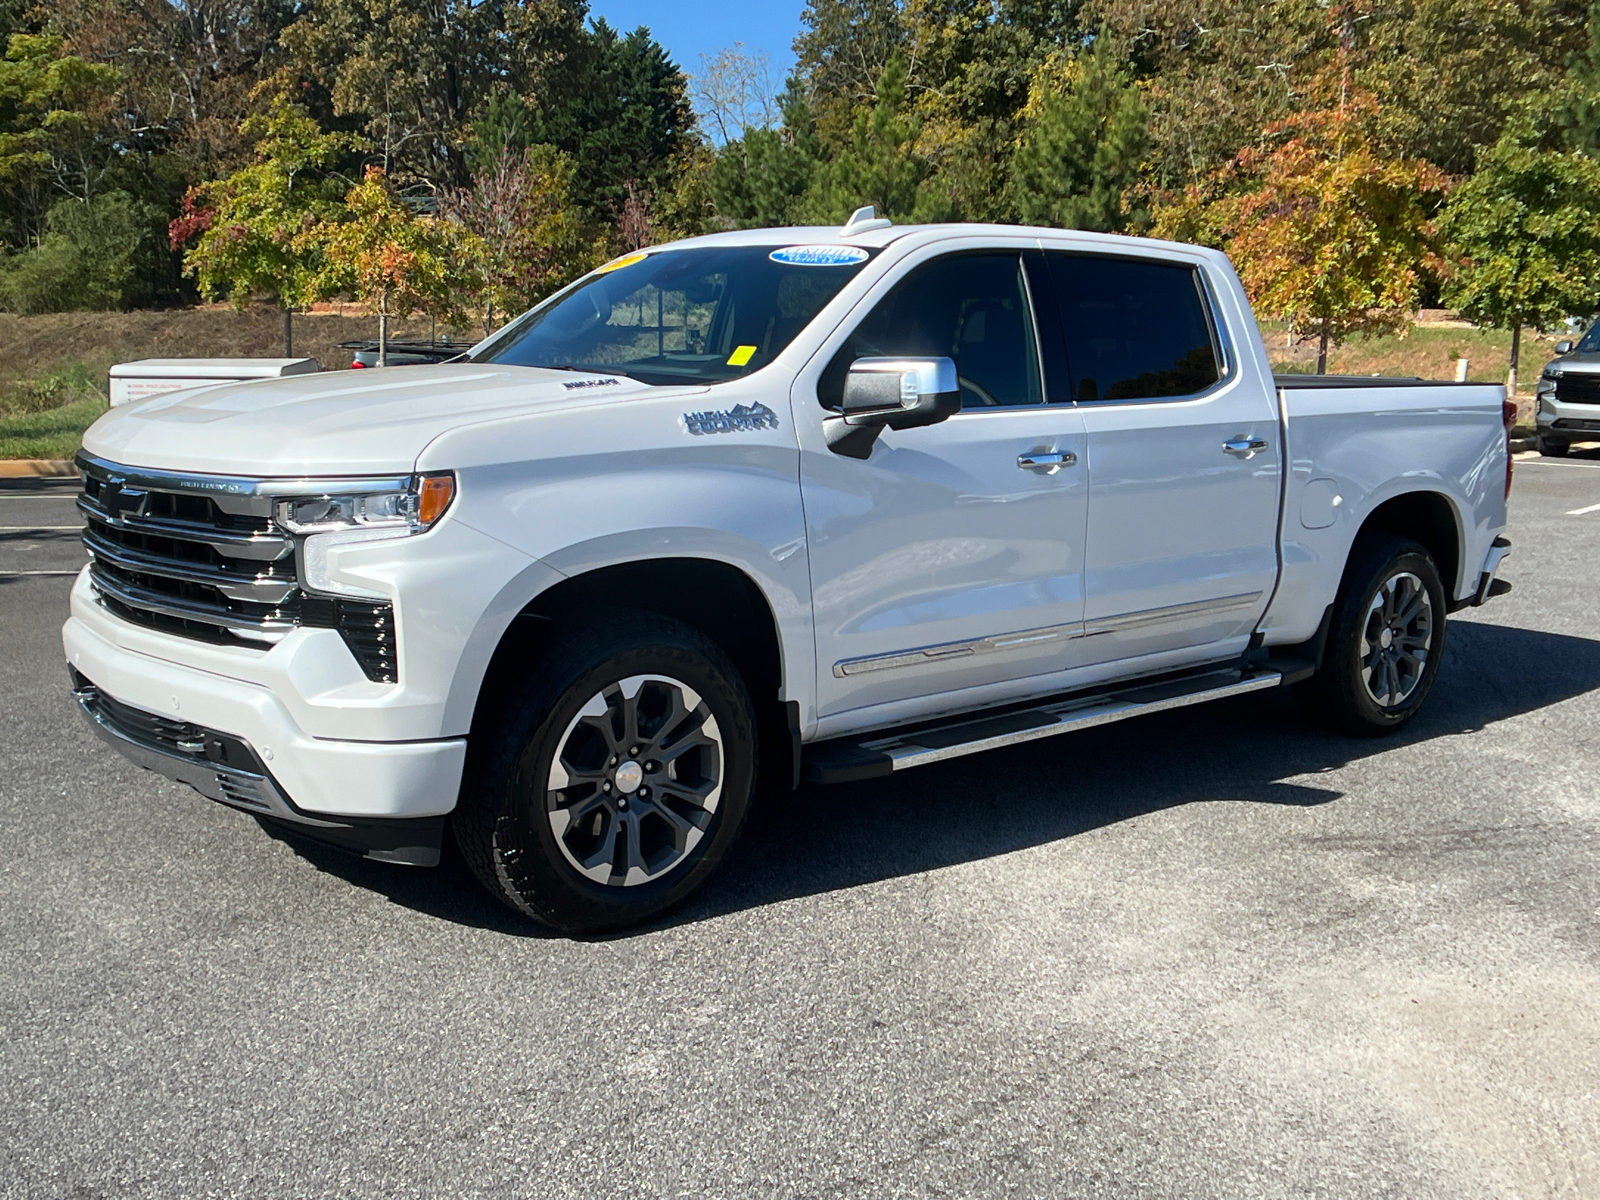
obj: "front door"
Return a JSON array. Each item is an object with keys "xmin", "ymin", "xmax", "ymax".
[
  {"xmin": 798, "ymin": 250, "xmax": 1090, "ymax": 721},
  {"xmin": 1032, "ymin": 249, "xmax": 1282, "ymax": 666}
]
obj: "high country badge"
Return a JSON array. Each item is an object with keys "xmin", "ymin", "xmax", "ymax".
[{"xmin": 681, "ymin": 402, "xmax": 781, "ymax": 436}]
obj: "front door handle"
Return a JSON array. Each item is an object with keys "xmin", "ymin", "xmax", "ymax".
[
  {"xmin": 1018, "ymin": 450, "xmax": 1077, "ymax": 473},
  {"xmin": 1223, "ymin": 437, "xmax": 1269, "ymax": 459}
]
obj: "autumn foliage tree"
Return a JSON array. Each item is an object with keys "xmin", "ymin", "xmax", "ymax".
[
  {"xmin": 310, "ymin": 166, "xmax": 469, "ymax": 364},
  {"xmin": 1159, "ymin": 97, "xmax": 1446, "ymax": 373},
  {"xmin": 439, "ymin": 144, "xmax": 600, "ymax": 334},
  {"xmin": 171, "ymin": 91, "xmax": 361, "ymax": 353}
]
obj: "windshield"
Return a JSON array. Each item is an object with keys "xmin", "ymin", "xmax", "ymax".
[
  {"xmin": 470, "ymin": 244, "xmax": 875, "ymax": 385},
  {"xmin": 1576, "ymin": 323, "xmax": 1600, "ymax": 353}
]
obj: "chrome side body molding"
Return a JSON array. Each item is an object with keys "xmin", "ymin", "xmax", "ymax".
[{"xmin": 831, "ymin": 592, "xmax": 1263, "ymax": 677}]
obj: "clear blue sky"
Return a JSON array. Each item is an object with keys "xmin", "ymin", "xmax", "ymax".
[{"xmin": 587, "ymin": 1, "xmax": 807, "ymax": 82}]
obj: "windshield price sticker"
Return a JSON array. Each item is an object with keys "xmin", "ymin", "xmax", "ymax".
[{"xmin": 769, "ymin": 245, "xmax": 870, "ymax": 267}]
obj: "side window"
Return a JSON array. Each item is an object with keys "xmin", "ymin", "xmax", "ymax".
[
  {"xmin": 820, "ymin": 253, "xmax": 1044, "ymax": 409},
  {"xmin": 1042, "ymin": 253, "xmax": 1222, "ymax": 402}
]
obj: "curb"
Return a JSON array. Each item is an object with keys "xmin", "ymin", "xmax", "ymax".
[{"xmin": 0, "ymin": 459, "xmax": 75, "ymax": 478}]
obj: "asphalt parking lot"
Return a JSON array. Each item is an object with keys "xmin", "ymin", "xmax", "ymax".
[{"xmin": 3, "ymin": 456, "xmax": 1598, "ymax": 1199}]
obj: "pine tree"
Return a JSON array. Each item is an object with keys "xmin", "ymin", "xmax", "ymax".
[{"xmin": 1008, "ymin": 39, "xmax": 1150, "ymax": 233}]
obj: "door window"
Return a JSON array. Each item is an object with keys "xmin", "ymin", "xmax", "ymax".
[
  {"xmin": 820, "ymin": 253, "xmax": 1044, "ymax": 409},
  {"xmin": 1041, "ymin": 254, "xmax": 1222, "ymax": 402}
]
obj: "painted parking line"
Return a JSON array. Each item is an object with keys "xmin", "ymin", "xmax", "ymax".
[
  {"xmin": 0, "ymin": 526, "xmax": 82, "ymax": 531},
  {"xmin": 1568, "ymin": 502, "xmax": 1600, "ymax": 515},
  {"xmin": 0, "ymin": 569, "xmax": 81, "ymax": 576}
]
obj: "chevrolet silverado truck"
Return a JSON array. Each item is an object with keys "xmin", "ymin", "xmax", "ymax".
[
  {"xmin": 65, "ymin": 210, "xmax": 1515, "ymax": 933},
  {"xmin": 1536, "ymin": 323, "xmax": 1600, "ymax": 455}
]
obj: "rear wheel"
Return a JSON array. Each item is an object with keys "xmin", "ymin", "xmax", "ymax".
[
  {"xmin": 455, "ymin": 609, "xmax": 756, "ymax": 934},
  {"xmin": 1296, "ymin": 535, "xmax": 1447, "ymax": 736}
]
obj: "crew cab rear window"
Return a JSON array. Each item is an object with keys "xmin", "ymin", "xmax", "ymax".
[{"xmin": 1037, "ymin": 253, "xmax": 1222, "ymax": 402}]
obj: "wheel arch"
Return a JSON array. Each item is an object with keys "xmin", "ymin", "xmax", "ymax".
[
  {"xmin": 468, "ymin": 556, "xmax": 797, "ymax": 788},
  {"xmin": 1349, "ymin": 488, "xmax": 1463, "ymax": 600}
]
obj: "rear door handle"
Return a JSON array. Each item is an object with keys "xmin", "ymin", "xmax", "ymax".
[
  {"xmin": 1017, "ymin": 451, "xmax": 1077, "ymax": 473},
  {"xmin": 1223, "ymin": 437, "xmax": 1269, "ymax": 459}
]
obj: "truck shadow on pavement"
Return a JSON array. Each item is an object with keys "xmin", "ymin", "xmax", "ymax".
[{"xmin": 269, "ymin": 619, "xmax": 1600, "ymax": 937}]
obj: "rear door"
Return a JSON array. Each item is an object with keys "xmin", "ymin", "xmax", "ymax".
[{"xmin": 1032, "ymin": 249, "xmax": 1281, "ymax": 666}]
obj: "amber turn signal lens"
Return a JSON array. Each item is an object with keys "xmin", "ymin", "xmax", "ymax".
[{"xmin": 417, "ymin": 473, "xmax": 455, "ymax": 527}]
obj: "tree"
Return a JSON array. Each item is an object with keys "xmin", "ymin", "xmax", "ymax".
[
  {"xmin": 279, "ymin": 0, "xmax": 588, "ymax": 188},
  {"xmin": 528, "ymin": 21, "xmax": 698, "ymax": 217},
  {"xmin": 311, "ymin": 165, "xmax": 469, "ymax": 364},
  {"xmin": 1008, "ymin": 38, "xmax": 1150, "ymax": 232},
  {"xmin": 1439, "ymin": 122, "xmax": 1600, "ymax": 393},
  {"xmin": 692, "ymin": 44, "xmax": 779, "ymax": 145},
  {"xmin": 171, "ymin": 91, "xmax": 361, "ymax": 354},
  {"xmin": 793, "ymin": 0, "xmax": 906, "ymax": 150},
  {"xmin": 0, "ymin": 34, "xmax": 120, "ymax": 247},
  {"xmin": 804, "ymin": 50, "xmax": 943, "ymax": 223},
  {"xmin": 1158, "ymin": 98, "xmax": 1446, "ymax": 373},
  {"xmin": 0, "ymin": 190, "xmax": 168, "ymax": 312},
  {"xmin": 440, "ymin": 143, "xmax": 601, "ymax": 334},
  {"xmin": 709, "ymin": 82, "xmax": 820, "ymax": 228}
]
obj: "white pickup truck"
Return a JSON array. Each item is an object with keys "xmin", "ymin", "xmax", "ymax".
[{"xmin": 65, "ymin": 213, "xmax": 1514, "ymax": 932}]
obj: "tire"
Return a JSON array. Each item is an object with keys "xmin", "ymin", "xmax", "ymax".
[
  {"xmin": 454, "ymin": 608, "xmax": 757, "ymax": 934},
  {"xmin": 1295, "ymin": 535, "xmax": 1447, "ymax": 736},
  {"xmin": 1538, "ymin": 433, "xmax": 1569, "ymax": 457}
]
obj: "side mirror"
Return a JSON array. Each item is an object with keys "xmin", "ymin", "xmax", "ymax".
[
  {"xmin": 824, "ymin": 357, "xmax": 961, "ymax": 459},
  {"xmin": 1556, "ymin": 340, "xmax": 1574, "ymax": 354}
]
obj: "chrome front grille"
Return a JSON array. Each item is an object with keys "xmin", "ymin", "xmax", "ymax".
[
  {"xmin": 77, "ymin": 454, "xmax": 402, "ymax": 681},
  {"xmin": 79, "ymin": 458, "xmax": 300, "ymax": 643}
]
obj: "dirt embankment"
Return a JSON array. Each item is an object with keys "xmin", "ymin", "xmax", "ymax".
[{"xmin": 0, "ymin": 305, "xmax": 473, "ymax": 385}]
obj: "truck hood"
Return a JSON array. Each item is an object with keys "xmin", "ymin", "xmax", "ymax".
[
  {"xmin": 82, "ymin": 364, "xmax": 672, "ymax": 476},
  {"xmin": 1549, "ymin": 353, "xmax": 1600, "ymax": 371}
]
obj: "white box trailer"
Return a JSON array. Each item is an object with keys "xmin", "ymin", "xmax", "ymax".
[{"xmin": 108, "ymin": 358, "xmax": 320, "ymax": 407}]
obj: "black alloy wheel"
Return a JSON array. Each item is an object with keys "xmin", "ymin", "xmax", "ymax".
[{"xmin": 455, "ymin": 609, "xmax": 757, "ymax": 934}]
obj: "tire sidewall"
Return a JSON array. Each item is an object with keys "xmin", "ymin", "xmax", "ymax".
[
  {"xmin": 492, "ymin": 636, "xmax": 755, "ymax": 933},
  {"xmin": 1333, "ymin": 542, "xmax": 1447, "ymax": 730}
]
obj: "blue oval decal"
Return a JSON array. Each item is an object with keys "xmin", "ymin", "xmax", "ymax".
[{"xmin": 769, "ymin": 245, "xmax": 871, "ymax": 266}]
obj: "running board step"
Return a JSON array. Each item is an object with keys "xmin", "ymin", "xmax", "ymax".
[{"xmin": 803, "ymin": 668, "xmax": 1284, "ymax": 785}]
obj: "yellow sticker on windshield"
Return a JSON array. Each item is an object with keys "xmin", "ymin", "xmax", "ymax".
[
  {"xmin": 728, "ymin": 345, "xmax": 757, "ymax": 367},
  {"xmin": 595, "ymin": 251, "xmax": 648, "ymax": 275}
]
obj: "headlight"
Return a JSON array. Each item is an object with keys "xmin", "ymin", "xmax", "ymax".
[
  {"xmin": 1536, "ymin": 373, "xmax": 1558, "ymax": 397},
  {"xmin": 275, "ymin": 473, "xmax": 455, "ymax": 534},
  {"xmin": 275, "ymin": 472, "xmax": 456, "ymax": 600}
]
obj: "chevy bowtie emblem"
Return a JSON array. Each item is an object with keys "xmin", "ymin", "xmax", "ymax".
[{"xmin": 101, "ymin": 476, "xmax": 146, "ymax": 522}]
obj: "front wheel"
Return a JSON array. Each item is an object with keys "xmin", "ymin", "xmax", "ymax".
[
  {"xmin": 1295, "ymin": 535, "xmax": 1447, "ymax": 736},
  {"xmin": 1538, "ymin": 432, "xmax": 1569, "ymax": 457},
  {"xmin": 454, "ymin": 609, "xmax": 756, "ymax": 934}
]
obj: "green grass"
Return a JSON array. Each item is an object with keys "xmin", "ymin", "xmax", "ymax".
[
  {"xmin": 0, "ymin": 393, "xmax": 107, "ymax": 459},
  {"xmin": 0, "ymin": 359, "xmax": 108, "ymax": 459}
]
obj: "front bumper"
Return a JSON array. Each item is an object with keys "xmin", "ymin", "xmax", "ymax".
[
  {"xmin": 71, "ymin": 669, "xmax": 445, "ymax": 864},
  {"xmin": 64, "ymin": 603, "xmax": 466, "ymax": 829},
  {"xmin": 1536, "ymin": 393, "xmax": 1600, "ymax": 442}
]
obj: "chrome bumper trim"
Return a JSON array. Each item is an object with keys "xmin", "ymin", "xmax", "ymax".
[
  {"xmin": 73, "ymin": 685, "xmax": 301, "ymax": 821},
  {"xmin": 1475, "ymin": 536, "xmax": 1511, "ymax": 606},
  {"xmin": 71, "ymin": 678, "xmax": 443, "ymax": 865}
]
